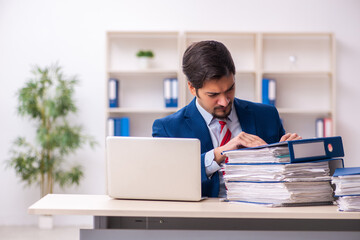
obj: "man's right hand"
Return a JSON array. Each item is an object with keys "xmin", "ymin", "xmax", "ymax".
[{"xmin": 214, "ymin": 132, "xmax": 267, "ymax": 164}]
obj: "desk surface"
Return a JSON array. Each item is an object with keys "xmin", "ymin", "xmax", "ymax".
[{"xmin": 28, "ymin": 194, "xmax": 360, "ymax": 220}]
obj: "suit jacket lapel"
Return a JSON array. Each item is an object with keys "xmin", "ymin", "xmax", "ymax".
[
  {"xmin": 234, "ymin": 99, "xmax": 257, "ymax": 135},
  {"xmin": 184, "ymin": 98, "xmax": 214, "ymax": 153}
]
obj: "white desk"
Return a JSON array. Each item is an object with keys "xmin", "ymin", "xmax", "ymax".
[{"xmin": 28, "ymin": 194, "xmax": 360, "ymax": 240}]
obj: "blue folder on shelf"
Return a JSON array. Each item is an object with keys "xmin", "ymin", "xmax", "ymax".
[
  {"xmin": 108, "ymin": 78, "xmax": 119, "ymax": 108},
  {"xmin": 107, "ymin": 117, "xmax": 130, "ymax": 136},
  {"xmin": 223, "ymin": 136, "xmax": 344, "ymax": 163},
  {"xmin": 164, "ymin": 78, "xmax": 178, "ymax": 108},
  {"xmin": 262, "ymin": 78, "xmax": 276, "ymax": 106}
]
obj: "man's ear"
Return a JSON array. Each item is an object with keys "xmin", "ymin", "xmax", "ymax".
[{"xmin": 187, "ymin": 82, "xmax": 197, "ymax": 97}]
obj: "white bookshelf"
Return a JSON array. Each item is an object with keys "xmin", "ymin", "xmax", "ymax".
[
  {"xmin": 260, "ymin": 33, "xmax": 336, "ymax": 138},
  {"xmin": 106, "ymin": 31, "xmax": 181, "ymax": 137},
  {"xmin": 106, "ymin": 31, "xmax": 336, "ymax": 138}
]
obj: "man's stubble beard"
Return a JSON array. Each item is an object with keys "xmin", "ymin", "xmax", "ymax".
[{"xmin": 212, "ymin": 101, "xmax": 232, "ymax": 119}]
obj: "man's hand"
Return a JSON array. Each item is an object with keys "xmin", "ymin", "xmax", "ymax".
[
  {"xmin": 214, "ymin": 132, "xmax": 267, "ymax": 164},
  {"xmin": 279, "ymin": 133, "xmax": 302, "ymax": 142}
]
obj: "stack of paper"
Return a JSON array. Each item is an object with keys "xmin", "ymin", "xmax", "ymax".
[
  {"xmin": 222, "ymin": 137, "xmax": 345, "ymax": 207},
  {"xmin": 223, "ymin": 161, "xmax": 331, "ymax": 182},
  {"xmin": 224, "ymin": 146, "xmax": 290, "ymax": 163},
  {"xmin": 222, "ymin": 161, "xmax": 335, "ymax": 207},
  {"xmin": 332, "ymin": 167, "xmax": 360, "ymax": 212},
  {"xmin": 225, "ymin": 181, "xmax": 334, "ymax": 206}
]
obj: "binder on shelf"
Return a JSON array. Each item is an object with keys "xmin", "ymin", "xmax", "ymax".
[
  {"xmin": 262, "ymin": 78, "xmax": 276, "ymax": 106},
  {"xmin": 164, "ymin": 78, "xmax": 172, "ymax": 108},
  {"xmin": 164, "ymin": 78, "xmax": 178, "ymax": 108},
  {"xmin": 315, "ymin": 118, "xmax": 332, "ymax": 138},
  {"xmin": 324, "ymin": 118, "xmax": 333, "ymax": 137},
  {"xmin": 315, "ymin": 118, "xmax": 324, "ymax": 138},
  {"xmin": 107, "ymin": 117, "xmax": 130, "ymax": 136},
  {"xmin": 170, "ymin": 78, "xmax": 178, "ymax": 108},
  {"xmin": 108, "ymin": 78, "xmax": 119, "ymax": 108},
  {"xmin": 223, "ymin": 136, "xmax": 344, "ymax": 164},
  {"xmin": 107, "ymin": 118, "xmax": 115, "ymax": 136},
  {"xmin": 120, "ymin": 117, "xmax": 130, "ymax": 136}
]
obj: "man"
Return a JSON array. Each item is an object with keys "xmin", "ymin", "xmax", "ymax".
[{"xmin": 152, "ymin": 40, "xmax": 301, "ymax": 197}]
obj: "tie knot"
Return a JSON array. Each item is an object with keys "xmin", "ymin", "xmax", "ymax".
[{"xmin": 219, "ymin": 120, "xmax": 226, "ymax": 126}]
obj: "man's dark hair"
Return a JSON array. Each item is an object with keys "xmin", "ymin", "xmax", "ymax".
[{"xmin": 182, "ymin": 40, "xmax": 236, "ymax": 90}]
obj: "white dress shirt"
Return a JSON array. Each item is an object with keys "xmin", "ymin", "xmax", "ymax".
[{"xmin": 195, "ymin": 99, "xmax": 242, "ymax": 198}]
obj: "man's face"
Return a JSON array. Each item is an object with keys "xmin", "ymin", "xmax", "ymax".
[{"xmin": 188, "ymin": 74, "xmax": 235, "ymax": 119}]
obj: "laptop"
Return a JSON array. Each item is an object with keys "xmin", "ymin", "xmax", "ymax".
[{"xmin": 106, "ymin": 136, "xmax": 202, "ymax": 201}]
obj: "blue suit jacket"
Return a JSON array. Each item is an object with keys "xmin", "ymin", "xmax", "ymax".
[{"xmin": 152, "ymin": 98, "xmax": 285, "ymax": 197}]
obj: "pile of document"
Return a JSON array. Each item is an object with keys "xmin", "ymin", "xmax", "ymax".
[
  {"xmin": 224, "ymin": 145, "xmax": 290, "ymax": 163},
  {"xmin": 222, "ymin": 137, "xmax": 344, "ymax": 207},
  {"xmin": 332, "ymin": 167, "xmax": 360, "ymax": 212}
]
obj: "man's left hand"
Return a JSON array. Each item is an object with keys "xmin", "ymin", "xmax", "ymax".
[{"xmin": 280, "ymin": 133, "xmax": 302, "ymax": 142}]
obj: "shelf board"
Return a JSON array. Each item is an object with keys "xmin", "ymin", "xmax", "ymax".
[
  {"xmin": 262, "ymin": 71, "xmax": 332, "ymax": 75},
  {"xmin": 185, "ymin": 31, "xmax": 256, "ymax": 39},
  {"xmin": 236, "ymin": 70, "xmax": 256, "ymax": 75},
  {"xmin": 108, "ymin": 108, "xmax": 179, "ymax": 114},
  {"xmin": 108, "ymin": 69, "xmax": 178, "ymax": 77},
  {"xmin": 262, "ymin": 32, "xmax": 333, "ymax": 37},
  {"xmin": 107, "ymin": 31, "xmax": 179, "ymax": 39},
  {"xmin": 277, "ymin": 108, "xmax": 332, "ymax": 115}
]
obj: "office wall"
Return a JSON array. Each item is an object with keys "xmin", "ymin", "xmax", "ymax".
[{"xmin": 0, "ymin": 0, "xmax": 359, "ymax": 226}]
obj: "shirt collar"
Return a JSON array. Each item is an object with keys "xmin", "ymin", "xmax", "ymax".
[{"xmin": 195, "ymin": 98, "xmax": 235, "ymax": 126}]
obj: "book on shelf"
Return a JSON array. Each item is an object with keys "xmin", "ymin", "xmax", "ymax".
[
  {"xmin": 316, "ymin": 118, "xmax": 324, "ymax": 138},
  {"xmin": 222, "ymin": 136, "xmax": 344, "ymax": 164},
  {"xmin": 324, "ymin": 118, "xmax": 333, "ymax": 137},
  {"xmin": 221, "ymin": 137, "xmax": 345, "ymax": 207},
  {"xmin": 262, "ymin": 78, "xmax": 276, "ymax": 106},
  {"xmin": 108, "ymin": 78, "xmax": 119, "ymax": 108},
  {"xmin": 171, "ymin": 78, "xmax": 178, "ymax": 108},
  {"xmin": 315, "ymin": 118, "xmax": 333, "ymax": 138},
  {"xmin": 331, "ymin": 167, "xmax": 360, "ymax": 212},
  {"xmin": 107, "ymin": 117, "xmax": 130, "ymax": 136},
  {"xmin": 164, "ymin": 78, "xmax": 178, "ymax": 108}
]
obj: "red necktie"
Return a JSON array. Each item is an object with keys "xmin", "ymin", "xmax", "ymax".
[
  {"xmin": 219, "ymin": 120, "xmax": 231, "ymax": 146},
  {"xmin": 219, "ymin": 120, "xmax": 232, "ymax": 171}
]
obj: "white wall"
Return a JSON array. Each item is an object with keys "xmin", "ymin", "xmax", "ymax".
[{"xmin": 0, "ymin": 0, "xmax": 359, "ymax": 226}]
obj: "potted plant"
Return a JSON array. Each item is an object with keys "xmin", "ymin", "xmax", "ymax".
[
  {"xmin": 136, "ymin": 50, "xmax": 154, "ymax": 69},
  {"xmin": 7, "ymin": 63, "xmax": 97, "ymax": 228}
]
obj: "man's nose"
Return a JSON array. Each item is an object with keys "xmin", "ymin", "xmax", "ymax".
[{"xmin": 217, "ymin": 94, "xmax": 230, "ymax": 106}]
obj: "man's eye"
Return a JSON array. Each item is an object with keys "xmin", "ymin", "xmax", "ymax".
[
  {"xmin": 208, "ymin": 94, "xmax": 218, "ymax": 98},
  {"xmin": 226, "ymin": 86, "xmax": 235, "ymax": 93}
]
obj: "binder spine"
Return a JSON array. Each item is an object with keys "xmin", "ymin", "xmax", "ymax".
[
  {"xmin": 268, "ymin": 79, "xmax": 276, "ymax": 106},
  {"xmin": 120, "ymin": 117, "xmax": 130, "ymax": 136},
  {"xmin": 324, "ymin": 118, "xmax": 333, "ymax": 137},
  {"xmin": 262, "ymin": 78, "xmax": 269, "ymax": 105},
  {"xmin": 170, "ymin": 78, "xmax": 178, "ymax": 108},
  {"xmin": 164, "ymin": 78, "xmax": 172, "ymax": 108},
  {"xmin": 108, "ymin": 117, "xmax": 130, "ymax": 136},
  {"xmin": 107, "ymin": 118, "xmax": 115, "ymax": 136},
  {"xmin": 288, "ymin": 136, "xmax": 344, "ymax": 163},
  {"xmin": 315, "ymin": 118, "xmax": 324, "ymax": 138},
  {"xmin": 108, "ymin": 78, "xmax": 119, "ymax": 108},
  {"xmin": 114, "ymin": 118, "xmax": 122, "ymax": 136},
  {"xmin": 262, "ymin": 78, "xmax": 276, "ymax": 106}
]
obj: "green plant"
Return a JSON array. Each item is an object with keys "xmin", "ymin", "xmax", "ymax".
[
  {"xmin": 7, "ymin": 64, "xmax": 97, "ymax": 198},
  {"xmin": 136, "ymin": 50, "xmax": 154, "ymax": 58}
]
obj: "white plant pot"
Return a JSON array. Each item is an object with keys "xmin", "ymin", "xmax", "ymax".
[
  {"xmin": 38, "ymin": 215, "xmax": 53, "ymax": 229},
  {"xmin": 138, "ymin": 57, "xmax": 151, "ymax": 69}
]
